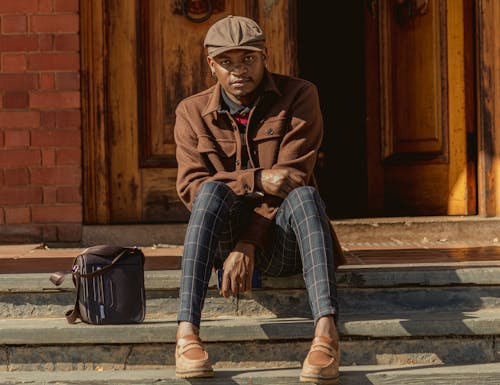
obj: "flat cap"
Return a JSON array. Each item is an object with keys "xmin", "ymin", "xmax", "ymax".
[{"xmin": 204, "ymin": 15, "xmax": 265, "ymax": 57}]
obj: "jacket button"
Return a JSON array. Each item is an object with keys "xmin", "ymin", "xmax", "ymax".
[
  {"xmin": 212, "ymin": 144, "xmax": 216, "ymax": 149},
  {"xmin": 267, "ymin": 128, "xmax": 274, "ymax": 135}
]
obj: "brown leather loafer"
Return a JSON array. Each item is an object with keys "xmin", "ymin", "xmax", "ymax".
[
  {"xmin": 175, "ymin": 334, "xmax": 214, "ymax": 378},
  {"xmin": 299, "ymin": 336, "xmax": 340, "ymax": 384}
]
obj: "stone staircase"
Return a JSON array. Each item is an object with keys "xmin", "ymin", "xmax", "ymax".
[{"xmin": 1, "ymin": 219, "xmax": 500, "ymax": 384}]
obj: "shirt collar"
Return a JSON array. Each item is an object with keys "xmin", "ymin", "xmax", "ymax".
[{"xmin": 220, "ymin": 88, "xmax": 250, "ymax": 116}]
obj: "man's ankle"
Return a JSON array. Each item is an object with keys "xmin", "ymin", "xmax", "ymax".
[
  {"xmin": 177, "ymin": 321, "xmax": 199, "ymax": 340},
  {"xmin": 314, "ymin": 315, "xmax": 339, "ymax": 341}
]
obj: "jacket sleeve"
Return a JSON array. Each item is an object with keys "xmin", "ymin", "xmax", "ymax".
[
  {"xmin": 174, "ymin": 101, "xmax": 262, "ymax": 211},
  {"xmin": 238, "ymin": 82, "xmax": 324, "ymax": 249}
]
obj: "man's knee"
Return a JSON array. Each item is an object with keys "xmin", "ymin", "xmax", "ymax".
[
  {"xmin": 198, "ymin": 181, "xmax": 230, "ymax": 194},
  {"xmin": 287, "ymin": 185, "xmax": 319, "ymax": 203},
  {"xmin": 192, "ymin": 181, "xmax": 234, "ymax": 211},
  {"xmin": 284, "ymin": 186, "xmax": 328, "ymax": 220}
]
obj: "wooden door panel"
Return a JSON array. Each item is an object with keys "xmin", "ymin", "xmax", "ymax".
[
  {"xmin": 383, "ymin": 0, "xmax": 445, "ymax": 159},
  {"xmin": 385, "ymin": 165, "xmax": 448, "ymax": 213},
  {"xmin": 139, "ymin": 0, "xmax": 217, "ymax": 168},
  {"xmin": 142, "ymin": 168, "xmax": 184, "ymax": 222},
  {"xmin": 366, "ymin": 0, "xmax": 474, "ymax": 216}
]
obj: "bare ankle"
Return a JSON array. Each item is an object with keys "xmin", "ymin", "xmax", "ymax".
[
  {"xmin": 314, "ymin": 315, "xmax": 339, "ymax": 341},
  {"xmin": 177, "ymin": 321, "xmax": 199, "ymax": 340}
]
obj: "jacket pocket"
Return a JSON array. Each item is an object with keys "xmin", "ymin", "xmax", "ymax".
[
  {"xmin": 197, "ymin": 136, "xmax": 236, "ymax": 158},
  {"xmin": 252, "ymin": 117, "xmax": 288, "ymax": 167},
  {"xmin": 252, "ymin": 117, "xmax": 288, "ymax": 142},
  {"xmin": 197, "ymin": 135, "xmax": 236, "ymax": 171}
]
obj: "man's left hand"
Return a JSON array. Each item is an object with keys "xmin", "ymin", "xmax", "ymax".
[{"xmin": 220, "ymin": 242, "xmax": 255, "ymax": 298}]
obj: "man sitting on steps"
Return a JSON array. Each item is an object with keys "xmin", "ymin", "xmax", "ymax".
[{"xmin": 173, "ymin": 15, "xmax": 346, "ymax": 384}]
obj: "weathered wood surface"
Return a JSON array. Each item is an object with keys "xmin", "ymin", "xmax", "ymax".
[
  {"xmin": 81, "ymin": 0, "xmax": 110, "ymax": 223},
  {"xmin": 365, "ymin": 0, "xmax": 472, "ymax": 216},
  {"xmin": 82, "ymin": 0, "xmax": 296, "ymax": 223},
  {"xmin": 477, "ymin": 0, "xmax": 500, "ymax": 216}
]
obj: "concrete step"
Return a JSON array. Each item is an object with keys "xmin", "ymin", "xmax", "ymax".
[
  {"xmin": 3, "ymin": 241, "xmax": 500, "ymax": 273},
  {"xmin": 2, "ymin": 281, "xmax": 500, "ymax": 319},
  {"xmin": 2, "ymin": 364, "xmax": 500, "ymax": 385},
  {"xmin": 0, "ymin": 313, "xmax": 498, "ymax": 371},
  {"xmin": 0, "ymin": 244, "xmax": 182, "ymax": 273},
  {"xmin": 80, "ymin": 216, "xmax": 500, "ymax": 246},
  {"xmin": 2, "ymin": 312, "xmax": 499, "ymax": 342},
  {"xmin": 1, "ymin": 264, "xmax": 500, "ymax": 319},
  {"xmin": 5, "ymin": 263, "xmax": 500, "ymax": 292}
]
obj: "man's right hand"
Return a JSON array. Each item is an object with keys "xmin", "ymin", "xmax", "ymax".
[
  {"xmin": 220, "ymin": 242, "xmax": 255, "ymax": 298},
  {"xmin": 256, "ymin": 169, "xmax": 302, "ymax": 199}
]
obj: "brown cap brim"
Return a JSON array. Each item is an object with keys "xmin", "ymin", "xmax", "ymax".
[{"xmin": 207, "ymin": 44, "xmax": 264, "ymax": 58}]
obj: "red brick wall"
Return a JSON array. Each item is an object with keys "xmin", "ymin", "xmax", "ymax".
[{"xmin": 0, "ymin": 0, "xmax": 82, "ymax": 244}]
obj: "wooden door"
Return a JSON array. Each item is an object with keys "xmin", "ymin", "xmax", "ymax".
[
  {"xmin": 364, "ymin": 0, "xmax": 476, "ymax": 216},
  {"xmin": 82, "ymin": 0, "xmax": 297, "ymax": 224}
]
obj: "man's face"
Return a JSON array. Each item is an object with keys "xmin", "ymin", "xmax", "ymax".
[{"xmin": 207, "ymin": 49, "xmax": 267, "ymax": 104}]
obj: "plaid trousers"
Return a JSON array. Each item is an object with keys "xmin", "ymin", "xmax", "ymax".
[{"xmin": 177, "ymin": 181, "xmax": 339, "ymax": 327}]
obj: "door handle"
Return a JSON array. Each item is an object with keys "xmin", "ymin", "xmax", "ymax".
[
  {"xmin": 181, "ymin": 0, "xmax": 213, "ymax": 23},
  {"xmin": 394, "ymin": 0, "xmax": 429, "ymax": 25}
]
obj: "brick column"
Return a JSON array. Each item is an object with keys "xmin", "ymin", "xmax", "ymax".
[{"xmin": 0, "ymin": 0, "xmax": 82, "ymax": 243}]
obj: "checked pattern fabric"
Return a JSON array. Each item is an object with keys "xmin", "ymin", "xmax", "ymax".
[{"xmin": 177, "ymin": 181, "xmax": 339, "ymax": 327}]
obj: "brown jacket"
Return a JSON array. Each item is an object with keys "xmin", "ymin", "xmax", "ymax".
[{"xmin": 174, "ymin": 71, "xmax": 346, "ymax": 267}]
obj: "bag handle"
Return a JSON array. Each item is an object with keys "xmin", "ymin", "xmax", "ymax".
[
  {"xmin": 65, "ymin": 276, "xmax": 82, "ymax": 323},
  {"xmin": 50, "ymin": 248, "xmax": 132, "ymax": 286},
  {"xmin": 75, "ymin": 248, "xmax": 131, "ymax": 279}
]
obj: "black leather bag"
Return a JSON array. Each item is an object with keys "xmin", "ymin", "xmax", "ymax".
[{"xmin": 50, "ymin": 245, "xmax": 146, "ymax": 325}]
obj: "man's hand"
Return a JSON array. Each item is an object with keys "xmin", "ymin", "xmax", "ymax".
[
  {"xmin": 256, "ymin": 169, "xmax": 302, "ymax": 199},
  {"xmin": 220, "ymin": 242, "xmax": 255, "ymax": 298}
]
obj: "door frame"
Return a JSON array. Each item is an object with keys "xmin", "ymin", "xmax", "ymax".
[
  {"xmin": 476, "ymin": 0, "xmax": 500, "ymax": 216},
  {"xmin": 80, "ymin": 0, "xmax": 110, "ymax": 224}
]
